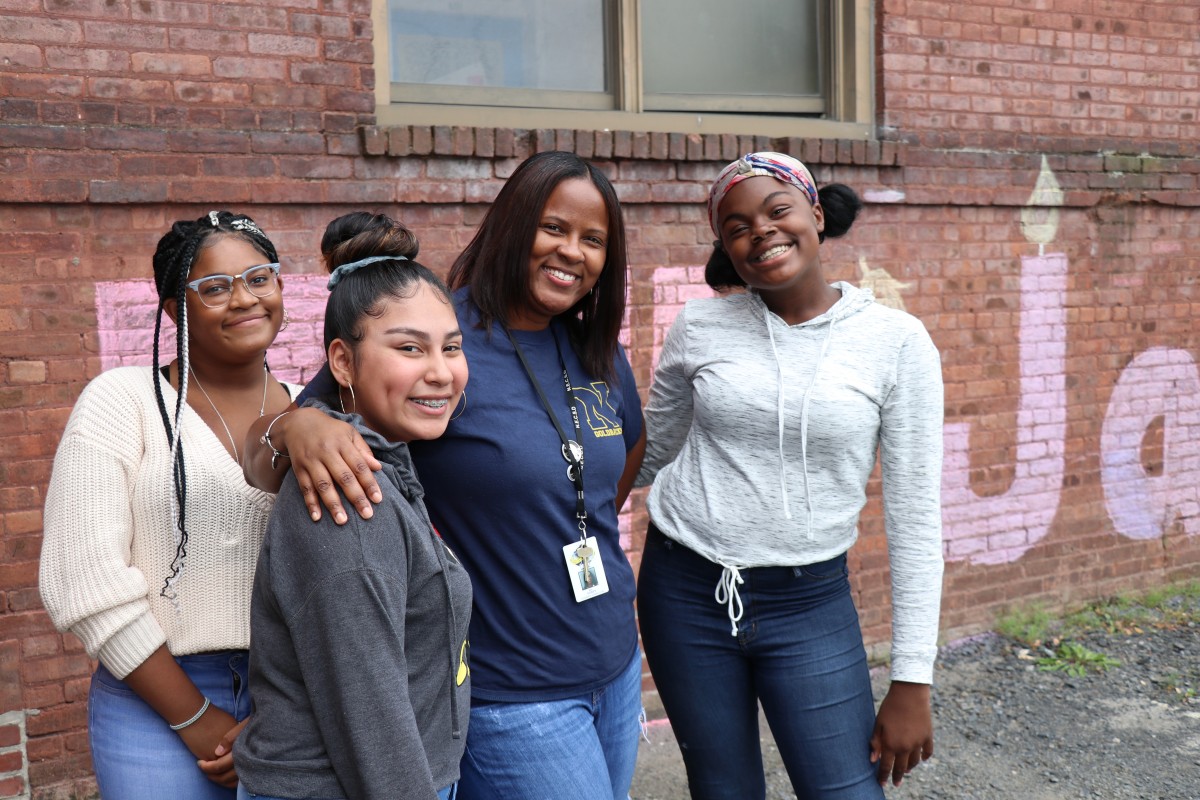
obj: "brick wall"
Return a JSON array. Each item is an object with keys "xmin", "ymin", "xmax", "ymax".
[{"xmin": 2, "ymin": 0, "xmax": 1199, "ymax": 796}]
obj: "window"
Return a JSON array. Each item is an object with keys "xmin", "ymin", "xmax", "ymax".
[{"xmin": 375, "ymin": 0, "xmax": 873, "ymax": 137}]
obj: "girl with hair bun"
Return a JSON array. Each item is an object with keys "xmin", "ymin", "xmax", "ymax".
[
  {"xmin": 39, "ymin": 211, "xmax": 298, "ymax": 798},
  {"xmin": 635, "ymin": 153, "xmax": 945, "ymax": 799},
  {"xmin": 234, "ymin": 213, "xmax": 471, "ymax": 800}
]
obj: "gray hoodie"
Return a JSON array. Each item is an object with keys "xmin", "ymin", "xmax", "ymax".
[
  {"xmin": 637, "ymin": 283, "xmax": 944, "ymax": 683},
  {"xmin": 235, "ymin": 402, "xmax": 472, "ymax": 800}
]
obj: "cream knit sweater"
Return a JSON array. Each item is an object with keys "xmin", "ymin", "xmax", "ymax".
[{"xmin": 40, "ymin": 367, "xmax": 294, "ymax": 679}]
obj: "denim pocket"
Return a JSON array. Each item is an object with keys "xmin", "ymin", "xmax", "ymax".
[
  {"xmin": 793, "ymin": 553, "xmax": 848, "ymax": 581},
  {"xmin": 91, "ymin": 664, "xmax": 138, "ymax": 697}
]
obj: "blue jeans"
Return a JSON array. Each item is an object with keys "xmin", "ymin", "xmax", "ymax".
[
  {"xmin": 457, "ymin": 648, "xmax": 643, "ymax": 800},
  {"xmin": 89, "ymin": 650, "xmax": 250, "ymax": 800},
  {"xmin": 237, "ymin": 783, "xmax": 457, "ymax": 799},
  {"xmin": 637, "ymin": 524, "xmax": 884, "ymax": 800}
]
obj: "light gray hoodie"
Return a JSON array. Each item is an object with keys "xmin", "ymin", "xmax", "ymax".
[{"xmin": 637, "ymin": 282, "xmax": 944, "ymax": 683}]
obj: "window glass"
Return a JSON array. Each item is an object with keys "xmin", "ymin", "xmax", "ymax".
[
  {"xmin": 388, "ymin": 0, "xmax": 608, "ymax": 93},
  {"xmin": 641, "ymin": 0, "xmax": 821, "ymax": 98}
]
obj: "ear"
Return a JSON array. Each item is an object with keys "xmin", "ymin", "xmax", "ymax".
[
  {"xmin": 812, "ymin": 202, "xmax": 825, "ymax": 233},
  {"xmin": 163, "ymin": 297, "xmax": 179, "ymax": 325},
  {"xmin": 327, "ymin": 338, "xmax": 355, "ymax": 388}
]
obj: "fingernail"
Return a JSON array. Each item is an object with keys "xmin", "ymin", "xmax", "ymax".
[
  {"xmin": 214, "ymin": 745, "xmax": 226, "ymax": 756},
  {"xmin": 360, "ymin": 505, "xmax": 374, "ymax": 519},
  {"xmin": 371, "ymin": 489, "xmax": 382, "ymax": 502},
  {"xmin": 310, "ymin": 511, "xmax": 321, "ymax": 522},
  {"xmin": 335, "ymin": 511, "xmax": 347, "ymax": 525}
]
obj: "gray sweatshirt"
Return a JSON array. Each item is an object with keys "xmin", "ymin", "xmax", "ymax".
[
  {"xmin": 235, "ymin": 404, "xmax": 472, "ymax": 799},
  {"xmin": 636, "ymin": 283, "xmax": 944, "ymax": 683}
]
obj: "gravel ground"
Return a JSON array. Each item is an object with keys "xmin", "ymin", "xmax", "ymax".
[{"xmin": 632, "ymin": 603, "xmax": 1200, "ymax": 800}]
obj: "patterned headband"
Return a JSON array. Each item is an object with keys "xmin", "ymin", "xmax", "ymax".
[
  {"xmin": 207, "ymin": 210, "xmax": 265, "ymax": 239},
  {"xmin": 326, "ymin": 255, "xmax": 408, "ymax": 290},
  {"xmin": 707, "ymin": 152, "xmax": 818, "ymax": 236}
]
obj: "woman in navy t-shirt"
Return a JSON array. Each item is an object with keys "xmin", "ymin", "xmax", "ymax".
[{"xmin": 246, "ymin": 152, "xmax": 646, "ymax": 800}]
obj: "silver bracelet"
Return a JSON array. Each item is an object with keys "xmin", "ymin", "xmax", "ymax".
[
  {"xmin": 169, "ymin": 697, "xmax": 210, "ymax": 731},
  {"xmin": 261, "ymin": 410, "xmax": 291, "ymax": 469}
]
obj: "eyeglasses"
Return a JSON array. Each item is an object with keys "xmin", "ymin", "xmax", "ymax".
[{"xmin": 185, "ymin": 263, "xmax": 281, "ymax": 308}]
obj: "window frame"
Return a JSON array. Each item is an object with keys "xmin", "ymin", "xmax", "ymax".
[{"xmin": 372, "ymin": 0, "xmax": 874, "ymax": 139}]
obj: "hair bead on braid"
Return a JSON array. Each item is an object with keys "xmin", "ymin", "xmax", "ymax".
[{"xmin": 149, "ymin": 211, "xmax": 279, "ymax": 601}]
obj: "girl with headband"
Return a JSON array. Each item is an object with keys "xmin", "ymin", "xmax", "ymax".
[
  {"xmin": 635, "ymin": 152, "xmax": 944, "ymax": 799},
  {"xmin": 40, "ymin": 212, "xmax": 299, "ymax": 798},
  {"xmin": 234, "ymin": 213, "xmax": 472, "ymax": 800}
]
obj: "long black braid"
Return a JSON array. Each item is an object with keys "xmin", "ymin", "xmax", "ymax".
[{"xmin": 150, "ymin": 210, "xmax": 278, "ymax": 600}]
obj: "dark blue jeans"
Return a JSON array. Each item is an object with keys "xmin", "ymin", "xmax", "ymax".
[{"xmin": 637, "ymin": 524, "xmax": 884, "ymax": 800}]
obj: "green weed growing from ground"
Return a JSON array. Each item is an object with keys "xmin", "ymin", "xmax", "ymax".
[
  {"xmin": 1036, "ymin": 641, "xmax": 1120, "ymax": 677},
  {"xmin": 995, "ymin": 580, "xmax": 1199, "ymax": 697}
]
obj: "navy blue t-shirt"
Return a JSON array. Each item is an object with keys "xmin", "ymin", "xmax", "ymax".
[
  {"xmin": 301, "ymin": 291, "xmax": 643, "ymax": 702},
  {"xmin": 411, "ymin": 293, "xmax": 641, "ymax": 702}
]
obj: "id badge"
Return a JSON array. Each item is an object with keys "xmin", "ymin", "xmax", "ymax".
[{"xmin": 562, "ymin": 536, "xmax": 610, "ymax": 603}]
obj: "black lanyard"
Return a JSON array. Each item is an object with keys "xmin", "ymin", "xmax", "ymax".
[{"xmin": 505, "ymin": 325, "xmax": 588, "ymax": 540}]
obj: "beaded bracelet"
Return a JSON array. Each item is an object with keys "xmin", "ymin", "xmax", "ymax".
[
  {"xmin": 169, "ymin": 697, "xmax": 211, "ymax": 731},
  {"xmin": 261, "ymin": 410, "xmax": 291, "ymax": 469}
]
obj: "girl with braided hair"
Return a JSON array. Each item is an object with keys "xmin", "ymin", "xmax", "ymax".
[{"xmin": 39, "ymin": 211, "xmax": 299, "ymax": 798}]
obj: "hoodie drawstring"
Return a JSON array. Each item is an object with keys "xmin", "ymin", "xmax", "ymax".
[
  {"xmin": 763, "ymin": 306, "xmax": 792, "ymax": 521},
  {"xmin": 762, "ymin": 299, "xmax": 838, "ymax": 540},
  {"xmin": 714, "ymin": 565, "xmax": 745, "ymax": 636}
]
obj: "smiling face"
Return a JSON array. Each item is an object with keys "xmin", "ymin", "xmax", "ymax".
[
  {"xmin": 717, "ymin": 176, "xmax": 826, "ymax": 296},
  {"xmin": 329, "ymin": 281, "xmax": 467, "ymax": 444},
  {"xmin": 509, "ymin": 177, "xmax": 610, "ymax": 331},
  {"xmin": 174, "ymin": 235, "xmax": 284, "ymax": 365}
]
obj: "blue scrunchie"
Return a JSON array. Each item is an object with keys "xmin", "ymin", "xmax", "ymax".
[{"xmin": 326, "ymin": 255, "xmax": 408, "ymax": 290}]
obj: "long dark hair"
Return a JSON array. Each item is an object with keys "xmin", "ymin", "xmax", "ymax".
[
  {"xmin": 449, "ymin": 151, "xmax": 628, "ymax": 382},
  {"xmin": 320, "ymin": 211, "xmax": 451, "ymax": 357},
  {"xmin": 150, "ymin": 210, "xmax": 278, "ymax": 599},
  {"xmin": 705, "ymin": 183, "xmax": 862, "ymax": 291}
]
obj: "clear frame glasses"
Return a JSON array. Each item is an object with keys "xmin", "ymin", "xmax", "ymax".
[{"xmin": 186, "ymin": 263, "xmax": 281, "ymax": 308}]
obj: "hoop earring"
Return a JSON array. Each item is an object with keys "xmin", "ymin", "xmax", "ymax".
[
  {"xmin": 339, "ymin": 383, "xmax": 356, "ymax": 415},
  {"xmin": 450, "ymin": 390, "xmax": 467, "ymax": 421},
  {"xmin": 279, "ymin": 308, "xmax": 290, "ymax": 332}
]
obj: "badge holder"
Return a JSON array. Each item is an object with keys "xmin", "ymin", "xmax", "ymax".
[{"xmin": 562, "ymin": 536, "xmax": 610, "ymax": 602}]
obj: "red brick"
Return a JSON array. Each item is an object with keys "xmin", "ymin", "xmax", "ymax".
[
  {"xmin": 473, "ymin": 128, "xmax": 494, "ymax": 159},
  {"xmin": 291, "ymin": 61, "xmax": 355, "ymax": 87},
  {"xmin": 0, "ymin": 74, "xmax": 85, "ymax": 99},
  {"xmin": 250, "ymin": 132, "xmax": 325, "ymax": 155},
  {"xmin": 411, "ymin": 126, "xmax": 433, "ymax": 155},
  {"xmin": 326, "ymin": 84, "xmax": 373, "ymax": 113},
  {"xmin": 4, "ymin": 15, "xmax": 82, "ymax": 44},
  {"xmin": 168, "ymin": 27, "xmax": 246, "ymax": 52},
  {"xmin": 292, "ymin": 12, "xmax": 353, "ymax": 38},
  {"xmin": 212, "ymin": 56, "xmax": 287, "ymax": 81},
  {"xmin": 44, "ymin": 45, "xmax": 128, "ymax": 72},
  {"xmin": 88, "ymin": 179, "xmax": 169, "ymax": 203},
  {"xmin": 132, "ymin": 0, "xmax": 209, "ymax": 23},
  {"xmin": 0, "ymin": 724, "xmax": 20, "ymax": 748},
  {"xmin": 88, "ymin": 77, "xmax": 172, "ymax": 102},
  {"xmin": 212, "ymin": 5, "xmax": 288, "ymax": 30},
  {"xmin": 83, "ymin": 20, "xmax": 165, "ymax": 48}
]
